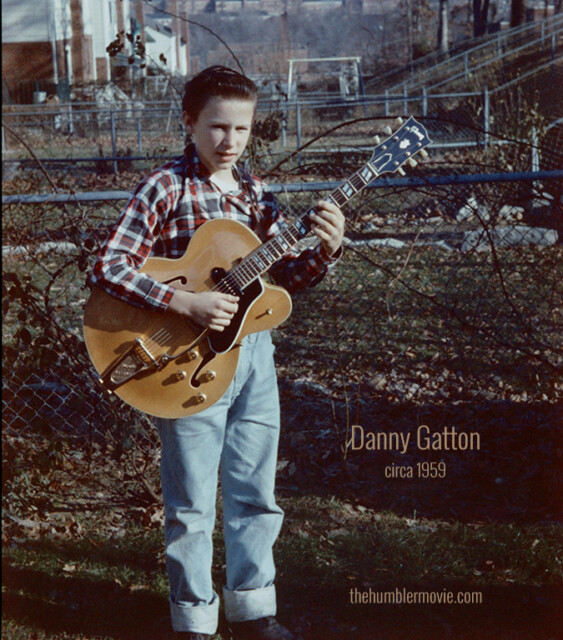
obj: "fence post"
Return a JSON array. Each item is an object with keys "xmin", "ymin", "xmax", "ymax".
[
  {"xmin": 403, "ymin": 84, "xmax": 408, "ymax": 117},
  {"xmin": 531, "ymin": 126, "xmax": 539, "ymax": 172},
  {"xmin": 281, "ymin": 104, "xmax": 287, "ymax": 147},
  {"xmin": 422, "ymin": 87, "xmax": 427, "ymax": 117},
  {"xmin": 296, "ymin": 100, "xmax": 302, "ymax": 167},
  {"xmin": 483, "ymin": 87, "xmax": 489, "ymax": 149},
  {"xmin": 541, "ymin": 20, "xmax": 545, "ymax": 49},
  {"xmin": 464, "ymin": 52, "xmax": 469, "ymax": 81},
  {"xmin": 67, "ymin": 103, "xmax": 74, "ymax": 135},
  {"xmin": 110, "ymin": 111, "xmax": 118, "ymax": 174},
  {"xmin": 385, "ymin": 89, "xmax": 389, "ymax": 117},
  {"xmin": 137, "ymin": 116, "xmax": 142, "ymax": 154}
]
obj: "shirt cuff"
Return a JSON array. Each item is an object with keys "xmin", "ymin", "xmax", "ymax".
[
  {"xmin": 318, "ymin": 242, "xmax": 343, "ymax": 264},
  {"xmin": 143, "ymin": 279, "xmax": 176, "ymax": 311}
]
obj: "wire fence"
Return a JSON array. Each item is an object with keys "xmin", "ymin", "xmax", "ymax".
[
  {"xmin": 3, "ymin": 57, "xmax": 562, "ymax": 173},
  {"xmin": 2, "ymin": 109, "xmax": 562, "ymax": 523}
]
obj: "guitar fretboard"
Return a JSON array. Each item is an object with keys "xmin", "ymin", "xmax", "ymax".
[
  {"xmin": 215, "ymin": 116, "xmax": 430, "ymax": 296},
  {"xmin": 217, "ymin": 164, "xmax": 378, "ymax": 295}
]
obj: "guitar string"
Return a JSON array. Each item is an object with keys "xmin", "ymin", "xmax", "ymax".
[
  {"xmin": 134, "ymin": 154, "xmax": 395, "ymax": 359},
  {"xmin": 139, "ymin": 182, "xmax": 360, "ymax": 356},
  {"xmin": 146, "ymin": 126, "xmax": 423, "ymax": 352},
  {"xmin": 140, "ymin": 173, "xmax": 367, "ymax": 354}
]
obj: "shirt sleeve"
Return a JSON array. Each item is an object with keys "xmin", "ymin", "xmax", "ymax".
[
  {"xmin": 255, "ymin": 184, "xmax": 341, "ymax": 294},
  {"xmin": 89, "ymin": 171, "xmax": 178, "ymax": 311}
]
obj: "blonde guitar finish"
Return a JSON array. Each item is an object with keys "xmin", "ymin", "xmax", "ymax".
[{"xmin": 84, "ymin": 219, "xmax": 292, "ymax": 418}]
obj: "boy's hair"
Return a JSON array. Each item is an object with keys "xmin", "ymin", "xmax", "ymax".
[{"xmin": 182, "ymin": 66, "xmax": 258, "ymax": 121}]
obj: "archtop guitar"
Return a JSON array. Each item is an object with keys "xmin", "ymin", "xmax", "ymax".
[{"xmin": 83, "ymin": 117, "xmax": 431, "ymax": 418}]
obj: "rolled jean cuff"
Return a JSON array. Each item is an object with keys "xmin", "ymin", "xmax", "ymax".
[
  {"xmin": 223, "ymin": 584, "xmax": 277, "ymax": 623},
  {"xmin": 170, "ymin": 591, "xmax": 219, "ymax": 634}
]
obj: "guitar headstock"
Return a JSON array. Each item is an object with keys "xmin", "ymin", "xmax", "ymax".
[{"xmin": 367, "ymin": 116, "xmax": 432, "ymax": 178}]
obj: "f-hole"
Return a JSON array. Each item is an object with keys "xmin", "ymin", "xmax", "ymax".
[
  {"xmin": 162, "ymin": 275, "xmax": 188, "ymax": 286},
  {"xmin": 190, "ymin": 350, "xmax": 216, "ymax": 388}
]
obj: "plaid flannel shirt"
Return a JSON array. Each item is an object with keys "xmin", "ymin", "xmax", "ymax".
[{"xmin": 91, "ymin": 145, "xmax": 338, "ymax": 311}]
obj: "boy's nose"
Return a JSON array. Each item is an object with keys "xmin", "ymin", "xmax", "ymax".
[{"xmin": 223, "ymin": 129, "xmax": 236, "ymax": 147}]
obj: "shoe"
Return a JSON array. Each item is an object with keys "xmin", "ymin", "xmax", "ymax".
[{"xmin": 229, "ymin": 616, "xmax": 302, "ymax": 640}]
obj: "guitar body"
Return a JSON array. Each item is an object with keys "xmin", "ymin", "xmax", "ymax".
[{"xmin": 83, "ymin": 218, "xmax": 292, "ymax": 418}]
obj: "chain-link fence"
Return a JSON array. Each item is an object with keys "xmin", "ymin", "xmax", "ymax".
[{"xmin": 2, "ymin": 104, "xmax": 562, "ymax": 526}]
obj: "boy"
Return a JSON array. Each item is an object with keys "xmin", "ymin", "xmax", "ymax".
[{"xmin": 90, "ymin": 66, "xmax": 344, "ymax": 640}]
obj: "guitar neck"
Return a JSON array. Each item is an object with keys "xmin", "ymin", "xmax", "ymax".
[
  {"xmin": 224, "ymin": 116, "xmax": 430, "ymax": 292},
  {"xmin": 226, "ymin": 165, "xmax": 375, "ymax": 291}
]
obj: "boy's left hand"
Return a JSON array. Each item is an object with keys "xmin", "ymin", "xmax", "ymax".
[{"xmin": 310, "ymin": 200, "xmax": 345, "ymax": 257}]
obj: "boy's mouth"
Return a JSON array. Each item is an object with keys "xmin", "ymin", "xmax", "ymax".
[{"xmin": 217, "ymin": 152, "xmax": 237, "ymax": 161}]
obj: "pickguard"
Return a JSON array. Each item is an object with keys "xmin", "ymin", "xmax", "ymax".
[{"xmin": 208, "ymin": 277, "xmax": 264, "ymax": 353}]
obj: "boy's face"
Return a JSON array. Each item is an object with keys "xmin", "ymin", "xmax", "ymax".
[{"xmin": 183, "ymin": 96, "xmax": 255, "ymax": 180}]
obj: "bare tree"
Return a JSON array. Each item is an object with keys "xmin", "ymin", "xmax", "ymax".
[
  {"xmin": 510, "ymin": 0, "xmax": 527, "ymax": 26},
  {"xmin": 438, "ymin": 0, "xmax": 449, "ymax": 53},
  {"xmin": 473, "ymin": 0, "xmax": 490, "ymax": 37},
  {"xmin": 405, "ymin": 0, "xmax": 414, "ymax": 61}
]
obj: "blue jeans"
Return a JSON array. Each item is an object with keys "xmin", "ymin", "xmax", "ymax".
[{"xmin": 154, "ymin": 331, "xmax": 284, "ymax": 635}]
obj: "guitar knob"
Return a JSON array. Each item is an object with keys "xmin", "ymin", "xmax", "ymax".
[
  {"xmin": 395, "ymin": 116, "xmax": 404, "ymax": 126},
  {"xmin": 202, "ymin": 370, "xmax": 216, "ymax": 382},
  {"xmin": 373, "ymin": 135, "xmax": 381, "ymax": 144},
  {"xmin": 196, "ymin": 393, "xmax": 207, "ymax": 404},
  {"xmin": 266, "ymin": 308, "xmax": 273, "ymax": 315},
  {"xmin": 188, "ymin": 350, "xmax": 198, "ymax": 361},
  {"xmin": 408, "ymin": 158, "xmax": 418, "ymax": 168},
  {"xmin": 382, "ymin": 125, "xmax": 392, "ymax": 135},
  {"xmin": 397, "ymin": 167, "xmax": 406, "ymax": 176},
  {"xmin": 176, "ymin": 370, "xmax": 187, "ymax": 381},
  {"xmin": 419, "ymin": 148, "xmax": 429, "ymax": 158}
]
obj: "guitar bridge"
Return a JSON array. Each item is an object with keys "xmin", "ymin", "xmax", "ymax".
[{"xmin": 99, "ymin": 338, "xmax": 162, "ymax": 392}]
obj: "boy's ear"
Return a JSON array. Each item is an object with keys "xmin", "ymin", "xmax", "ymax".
[{"xmin": 182, "ymin": 111, "xmax": 192, "ymax": 133}]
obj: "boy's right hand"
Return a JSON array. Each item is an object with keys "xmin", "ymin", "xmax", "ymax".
[{"xmin": 168, "ymin": 290, "xmax": 239, "ymax": 332}]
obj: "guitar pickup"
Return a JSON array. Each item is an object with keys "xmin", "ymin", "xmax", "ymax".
[{"xmin": 99, "ymin": 338, "xmax": 161, "ymax": 392}]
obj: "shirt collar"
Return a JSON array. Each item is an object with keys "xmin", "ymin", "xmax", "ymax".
[{"xmin": 184, "ymin": 143, "xmax": 257, "ymax": 200}]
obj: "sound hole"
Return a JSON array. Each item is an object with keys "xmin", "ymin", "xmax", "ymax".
[
  {"xmin": 162, "ymin": 275, "xmax": 188, "ymax": 286},
  {"xmin": 190, "ymin": 351, "xmax": 216, "ymax": 388}
]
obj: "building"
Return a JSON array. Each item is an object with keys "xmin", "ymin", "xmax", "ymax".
[
  {"xmin": 2, "ymin": 0, "xmax": 130, "ymax": 102},
  {"xmin": 136, "ymin": 0, "xmax": 191, "ymax": 77}
]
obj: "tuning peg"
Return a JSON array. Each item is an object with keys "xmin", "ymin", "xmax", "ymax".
[
  {"xmin": 397, "ymin": 167, "xmax": 406, "ymax": 176},
  {"xmin": 419, "ymin": 148, "xmax": 429, "ymax": 159},
  {"xmin": 407, "ymin": 157, "xmax": 418, "ymax": 168},
  {"xmin": 394, "ymin": 116, "xmax": 404, "ymax": 126},
  {"xmin": 382, "ymin": 125, "xmax": 392, "ymax": 135},
  {"xmin": 373, "ymin": 135, "xmax": 381, "ymax": 144}
]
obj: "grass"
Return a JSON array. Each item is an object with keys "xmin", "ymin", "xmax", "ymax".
[
  {"xmin": 3, "ymin": 493, "xmax": 562, "ymax": 640},
  {"xmin": 273, "ymin": 247, "xmax": 561, "ymax": 402}
]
